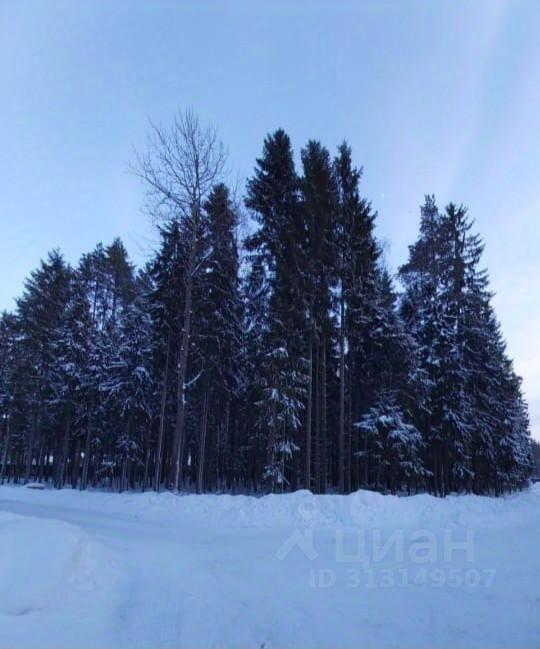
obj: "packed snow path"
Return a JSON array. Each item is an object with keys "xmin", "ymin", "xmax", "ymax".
[{"xmin": 0, "ymin": 485, "xmax": 539, "ymax": 649}]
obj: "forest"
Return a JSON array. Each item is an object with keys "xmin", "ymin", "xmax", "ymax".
[{"xmin": 0, "ymin": 112, "xmax": 534, "ymax": 496}]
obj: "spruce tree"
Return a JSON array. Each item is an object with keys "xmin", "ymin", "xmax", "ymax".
[
  {"xmin": 300, "ymin": 140, "xmax": 338, "ymax": 493},
  {"xmin": 0, "ymin": 312, "xmax": 17, "ymax": 483},
  {"xmin": 148, "ymin": 220, "xmax": 185, "ymax": 490},
  {"xmin": 400, "ymin": 197, "xmax": 533, "ymax": 494},
  {"xmin": 245, "ymin": 130, "xmax": 307, "ymax": 491},
  {"xmin": 192, "ymin": 183, "xmax": 243, "ymax": 492},
  {"xmin": 16, "ymin": 250, "xmax": 72, "ymax": 483},
  {"xmin": 334, "ymin": 142, "xmax": 380, "ymax": 492}
]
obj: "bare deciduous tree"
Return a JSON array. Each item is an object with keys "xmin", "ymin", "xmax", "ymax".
[{"xmin": 134, "ymin": 110, "xmax": 227, "ymax": 491}]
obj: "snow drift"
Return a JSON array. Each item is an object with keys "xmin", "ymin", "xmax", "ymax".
[
  {"xmin": 0, "ymin": 484, "xmax": 538, "ymax": 649},
  {"xmin": 2, "ymin": 481, "xmax": 536, "ymax": 530},
  {"xmin": 0, "ymin": 514, "xmax": 90, "ymax": 616}
]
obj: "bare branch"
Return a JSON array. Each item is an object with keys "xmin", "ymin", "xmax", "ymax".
[{"xmin": 131, "ymin": 109, "xmax": 227, "ymax": 226}]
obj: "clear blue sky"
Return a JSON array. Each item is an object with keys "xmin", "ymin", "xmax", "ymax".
[{"xmin": 1, "ymin": 0, "xmax": 539, "ymax": 439}]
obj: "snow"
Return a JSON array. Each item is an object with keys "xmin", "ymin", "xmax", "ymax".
[
  {"xmin": 0, "ymin": 509, "xmax": 118, "ymax": 648},
  {"xmin": 24, "ymin": 482, "xmax": 45, "ymax": 490},
  {"xmin": 0, "ymin": 484, "xmax": 539, "ymax": 649}
]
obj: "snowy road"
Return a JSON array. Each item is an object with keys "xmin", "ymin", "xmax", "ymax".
[{"xmin": 0, "ymin": 485, "xmax": 539, "ymax": 649}]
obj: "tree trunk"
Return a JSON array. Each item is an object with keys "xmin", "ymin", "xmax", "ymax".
[
  {"xmin": 154, "ymin": 328, "xmax": 171, "ymax": 491},
  {"xmin": 170, "ymin": 243, "xmax": 197, "ymax": 491},
  {"xmin": 346, "ymin": 368, "xmax": 352, "ymax": 494},
  {"xmin": 351, "ymin": 389, "xmax": 359, "ymax": 491},
  {"xmin": 120, "ymin": 451, "xmax": 128, "ymax": 493},
  {"xmin": 431, "ymin": 441, "xmax": 437, "ymax": 495},
  {"xmin": 197, "ymin": 385, "xmax": 210, "ymax": 494},
  {"xmin": 364, "ymin": 422, "xmax": 369, "ymax": 488},
  {"xmin": 80, "ymin": 404, "xmax": 94, "ymax": 490},
  {"xmin": 25, "ymin": 411, "xmax": 37, "ymax": 483},
  {"xmin": 0, "ymin": 415, "xmax": 10, "ymax": 485},
  {"xmin": 321, "ymin": 340, "xmax": 327, "ymax": 494},
  {"xmin": 218, "ymin": 398, "xmax": 230, "ymax": 490},
  {"xmin": 338, "ymin": 294, "xmax": 346, "ymax": 493},
  {"xmin": 314, "ymin": 342, "xmax": 321, "ymax": 493},
  {"xmin": 143, "ymin": 442, "xmax": 151, "ymax": 492},
  {"xmin": 56, "ymin": 408, "xmax": 71, "ymax": 488},
  {"xmin": 36, "ymin": 443, "xmax": 46, "ymax": 482},
  {"xmin": 304, "ymin": 325, "xmax": 313, "ymax": 491},
  {"xmin": 71, "ymin": 439, "xmax": 81, "ymax": 488}
]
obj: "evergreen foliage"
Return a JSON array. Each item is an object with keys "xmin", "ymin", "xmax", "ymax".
[{"xmin": 0, "ymin": 132, "xmax": 532, "ymax": 495}]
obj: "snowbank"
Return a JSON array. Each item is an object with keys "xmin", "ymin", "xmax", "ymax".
[
  {"xmin": 0, "ymin": 509, "xmax": 118, "ymax": 649},
  {"xmin": 2, "ymin": 482, "xmax": 539, "ymax": 530},
  {"xmin": 0, "ymin": 484, "xmax": 538, "ymax": 649},
  {"xmin": 0, "ymin": 515, "xmax": 90, "ymax": 616},
  {"xmin": 172, "ymin": 484, "xmax": 540, "ymax": 530}
]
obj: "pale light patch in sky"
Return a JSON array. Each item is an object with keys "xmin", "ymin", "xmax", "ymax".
[{"xmin": 0, "ymin": 0, "xmax": 538, "ymax": 437}]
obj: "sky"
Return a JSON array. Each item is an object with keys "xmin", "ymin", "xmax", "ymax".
[{"xmin": 0, "ymin": 0, "xmax": 539, "ymax": 439}]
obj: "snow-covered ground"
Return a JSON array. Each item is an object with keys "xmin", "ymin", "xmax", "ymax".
[{"xmin": 0, "ymin": 484, "xmax": 538, "ymax": 649}]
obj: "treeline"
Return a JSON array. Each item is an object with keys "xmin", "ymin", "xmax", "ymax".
[{"xmin": 0, "ymin": 112, "xmax": 534, "ymax": 495}]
